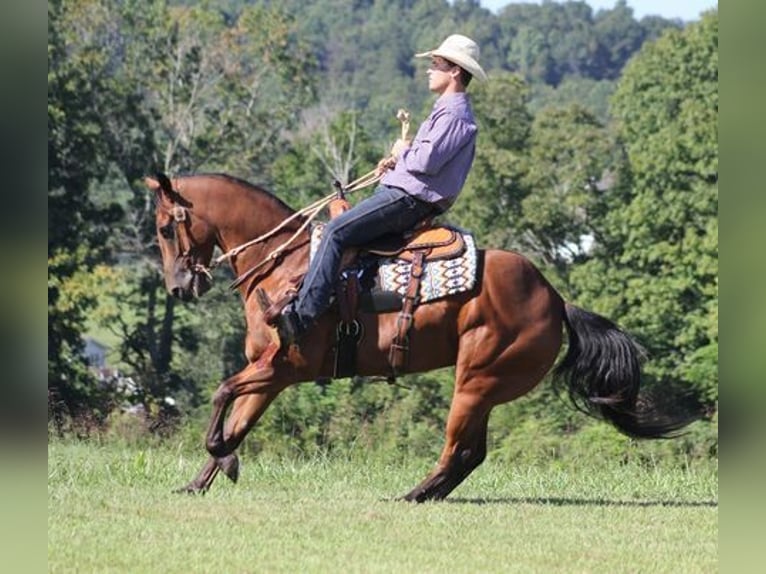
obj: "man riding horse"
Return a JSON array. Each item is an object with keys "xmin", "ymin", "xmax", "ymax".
[
  {"xmin": 274, "ymin": 34, "xmax": 488, "ymax": 347},
  {"xmin": 145, "ymin": 32, "xmax": 701, "ymax": 500}
]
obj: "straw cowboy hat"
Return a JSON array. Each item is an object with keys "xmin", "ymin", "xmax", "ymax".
[{"xmin": 415, "ymin": 34, "xmax": 488, "ymax": 82}]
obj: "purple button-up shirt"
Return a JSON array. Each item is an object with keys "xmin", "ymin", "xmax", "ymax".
[{"xmin": 381, "ymin": 92, "xmax": 477, "ymax": 211}]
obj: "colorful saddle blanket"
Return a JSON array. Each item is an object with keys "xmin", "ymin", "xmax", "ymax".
[{"xmin": 311, "ymin": 224, "xmax": 478, "ymax": 303}]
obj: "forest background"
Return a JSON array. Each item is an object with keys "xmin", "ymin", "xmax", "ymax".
[{"xmin": 48, "ymin": 0, "xmax": 718, "ymax": 464}]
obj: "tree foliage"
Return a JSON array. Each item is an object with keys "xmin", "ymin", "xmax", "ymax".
[
  {"xmin": 449, "ymin": 72, "xmax": 531, "ymax": 250},
  {"xmin": 48, "ymin": 0, "xmax": 127, "ymax": 425},
  {"xmin": 48, "ymin": 0, "xmax": 317, "ymax": 425},
  {"xmin": 451, "ymin": 75, "xmax": 623, "ymax": 290},
  {"xmin": 497, "ymin": 0, "xmax": 681, "ymax": 86},
  {"xmin": 571, "ymin": 11, "xmax": 718, "ymax": 402},
  {"xmin": 48, "ymin": 1, "xmax": 717, "ymax": 450}
]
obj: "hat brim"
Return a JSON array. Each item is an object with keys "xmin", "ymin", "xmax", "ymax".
[{"xmin": 415, "ymin": 49, "xmax": 488, "ymax": 82}]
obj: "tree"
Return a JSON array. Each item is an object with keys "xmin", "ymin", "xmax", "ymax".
[
  {"xmin": 520, "ymin": 104, "xmax": 625, "ymax": 284},
  {"xmin": 448, "ymin": 72, "xmax": 532, "ymax": 250},
  {"xmin": 452, "ymin": 73, "xmax": 623, "ymax": 291},
  {"xmin": 571, "ymin": 10, "xmax": 718, "ymax": 404},
  {"xmin": 114, "ymin": 2, "xmax": 317, "ymax": 418},
  {"xmin": 593, "ymin": 0, "xmax": 648, "ymax": 79},
  {"xmin": 272, "ymin": 109, "xmax": 381, "ymax": 209},
  {"xmin": 507, "ymin": 26, "xmax": 553, "ymax": 83},
  {"xmin": 497, "ymin": 0, "xmax": 681, "ymax": 85},
  {"xmin": 48, "ymin": 0, "xmax": 128, "ymax": 426},
  {"xmin": 49, "ymin": 0, "xmax": 319, "ymax": 426},
  {"xmin": 529, "ymin": 77, "xmax": 616, "ymax": 124}
]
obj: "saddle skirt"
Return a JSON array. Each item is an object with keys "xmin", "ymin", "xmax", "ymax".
[{"xmin": 311, "ymin": 223, "xmax": 478, "ymax": 304}]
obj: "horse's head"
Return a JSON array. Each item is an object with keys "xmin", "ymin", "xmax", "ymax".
[{"xmin": 145, "ymin": 174, "xmax": 215, "ymax": 301}]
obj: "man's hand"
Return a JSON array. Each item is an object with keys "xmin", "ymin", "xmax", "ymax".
[
  {"xmin": 374, "ymin": 138, "xmax": 411, "ymax": 176},
  {"xmin": 375, "ymin": 156, "xmax": 397, "ymax": 176},
  {"xmin": 390, "ymin": 138, "xmax": 411, "ymax": 159}
]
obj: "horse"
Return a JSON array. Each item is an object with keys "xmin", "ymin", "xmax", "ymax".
[{"xmin": 145, "ymin": 172, "xmax": 699, "ymax": 502}]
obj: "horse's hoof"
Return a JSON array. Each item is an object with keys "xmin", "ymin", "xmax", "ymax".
[
  {"xmin": 218, "ymin": 454, "xmax": 239, "ymax": 483},
  {"xmin": 398, "ymin": 490, "xmax": 425, "ymax": 503},
  {"xmin": 173, "ymin": 483, "xmax": 207, "ymax": 495}
]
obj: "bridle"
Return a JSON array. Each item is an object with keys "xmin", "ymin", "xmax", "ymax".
[
  {"xmin": 152, "ymin": 109, "xmax": 412, "ymax": 290},
  {"xmin": 168, "ymin": 204, "xmax": 193, "ymax": 258},
  {"xmin": 159, "ymin": 201, "xmax": 213, "ymax": 281}
]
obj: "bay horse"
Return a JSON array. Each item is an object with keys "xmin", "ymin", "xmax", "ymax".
[{"xmin": 145, "ymin": 172, "xmax": 698, "ymax": 502}]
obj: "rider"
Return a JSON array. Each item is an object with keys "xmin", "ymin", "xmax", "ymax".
[{"xmin": 275, "ymin": 34, "xmax": 487, "ymax": 346}]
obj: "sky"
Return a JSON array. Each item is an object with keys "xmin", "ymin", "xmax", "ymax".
[{"xmin": 479, "ymin": 0, "xmax": 717, "ymax": 21}]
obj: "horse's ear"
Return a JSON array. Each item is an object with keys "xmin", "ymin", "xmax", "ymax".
[
  {"xmin": 156, "ymin": 172, "xmax": 174, "ymax": 193},
  {"xmin": 144, "ymin": 176, "xmax": 160, "ymax": 191},
  {"xmin": 145, "ymin": 172, "xmax": 179, "ymax": 202}
]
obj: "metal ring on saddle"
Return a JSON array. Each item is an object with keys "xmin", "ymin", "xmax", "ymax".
[{"xmin": 337, "ymin": 319, "xmax": 362, "ymax": 338}]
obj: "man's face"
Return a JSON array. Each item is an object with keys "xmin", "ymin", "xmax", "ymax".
[{"xmin": 427, "ymin": 56, "xmax": 457, "ymax": 93}]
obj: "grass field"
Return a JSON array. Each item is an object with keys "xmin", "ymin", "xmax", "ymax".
[{"xmin": 48, "ymin": 440, "xmax": 717, "ymax": 573}]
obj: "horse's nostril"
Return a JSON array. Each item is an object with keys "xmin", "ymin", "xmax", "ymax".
[{"xmin": 171, "ymin": 287, "xmax": 182, "ymax": 299}]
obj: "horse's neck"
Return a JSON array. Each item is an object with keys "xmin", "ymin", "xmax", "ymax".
[{"xmin": 207, "ymin": 182, "xmax": 307, "ymax": 285}]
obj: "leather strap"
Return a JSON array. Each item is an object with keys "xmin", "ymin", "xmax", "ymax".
[
  {"xmin": 334, "ymin": 274, "xmax": 362, "ymax": 378},
  {"xmin": 337, "ymin": 273, "xmax": 359, "ymax": 325},
  {"xmin": 388, "ymin": 250, "xmax": 427, "ymax": 377}
]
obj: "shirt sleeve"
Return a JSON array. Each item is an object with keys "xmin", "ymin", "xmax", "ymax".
[{"xmin": 399, "ymin": 109, "xmax": 477, "ymax": 175}]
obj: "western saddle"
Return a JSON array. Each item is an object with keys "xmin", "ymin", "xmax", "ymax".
[{"xmin": 260, "ymin": 197, "xmax": 466, "ymax": 381}]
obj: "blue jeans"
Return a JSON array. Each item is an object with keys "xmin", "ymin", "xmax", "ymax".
[{"xmin": 293, "ymin": 185, "xmax": 436, "ymax": 326}]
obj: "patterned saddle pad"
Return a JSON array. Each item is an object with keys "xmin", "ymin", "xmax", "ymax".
[{"xmin": 311, "ymin": 224, "xmax": 478, "ymax": 303}]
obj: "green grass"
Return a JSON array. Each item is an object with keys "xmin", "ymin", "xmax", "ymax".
[{"xmin": 48, "ymin": 440, "xmax": 717, "ymax": 573}]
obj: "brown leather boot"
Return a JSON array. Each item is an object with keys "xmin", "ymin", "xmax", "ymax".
[{"xmin": 274, "ymin": 309, "xmax": 306, "ymax": 347}]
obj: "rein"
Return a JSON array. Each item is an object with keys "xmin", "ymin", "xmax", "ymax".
[
  {"xmin": 220, "ymin": 169, "xmax": 383, "ymax": 290},
  {"xmin": 172, "ymin": 108, "xmax": 411, "ymax": 291}
]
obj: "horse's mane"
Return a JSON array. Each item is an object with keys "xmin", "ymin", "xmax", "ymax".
[{"xmin": 194, "ymin": 172, "xmax": 297, "ymax": 216}]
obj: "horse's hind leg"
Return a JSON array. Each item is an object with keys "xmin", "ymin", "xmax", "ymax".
[
  {"xmin": 402, "ymin": 392, "xmax": 491, "ymax": 503},
  {"xmin": 402, "ymin": 356, "xmax": 554, "ymax": 502}
]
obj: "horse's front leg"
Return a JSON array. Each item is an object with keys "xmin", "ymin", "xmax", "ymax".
[
  {"xmin": 176, "ymin": 392, "xmax": 273, "ymax": 494},
  {"xmin": 204, "ymin": 357, "xmax": 285, "ymax": 459},
  {"xmin": 175, "ymin": 456, "xmax": 227, "ymax": 494}
]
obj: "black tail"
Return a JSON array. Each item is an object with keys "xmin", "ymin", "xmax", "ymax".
[{"xmin": 553, "ymin": 303, "xmax": 701, "ymax": 439}]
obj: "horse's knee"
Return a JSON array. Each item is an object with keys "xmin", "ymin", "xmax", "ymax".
[
  {"xmin": 206, "ymin": 433, "xmax": 225, "ymax": 457},
  {"xmin": 211, "ymin": 384, "xmax": 232, "ymax": 409}
]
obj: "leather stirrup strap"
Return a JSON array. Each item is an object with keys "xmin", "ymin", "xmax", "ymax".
[
  {"xmin": 334, "ymin": 274, "xmax": 362, "ymax": 378},
  {"xmin": 337, "ymin": 274, "xmax": 359, "ymax": 325},
  {"xmin": 388, "ymin": 250, "xmax": 427, "ymax": 377}
]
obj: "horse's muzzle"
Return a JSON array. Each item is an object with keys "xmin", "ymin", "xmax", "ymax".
[
  {"xmin": 171, "ymin": 285, "xmax": 195, "ymax": 301},
  {"xmin": 169, "ymin": 267, "xmax": 211, "ymax": 300}
]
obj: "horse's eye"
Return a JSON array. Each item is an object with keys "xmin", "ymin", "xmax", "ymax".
[{"xmin": 159, "ymin": 224, "xmax": 174, "ymax": 239}]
